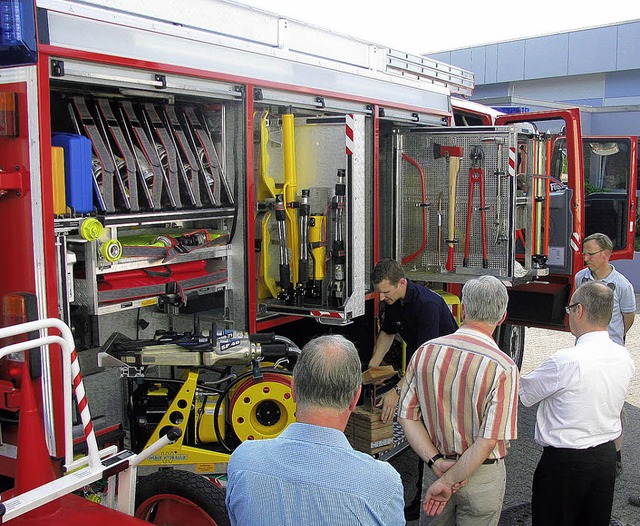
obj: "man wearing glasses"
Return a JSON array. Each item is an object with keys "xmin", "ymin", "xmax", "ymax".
[
  {"xmin": 575, "ymin": 232, "xmax": 635, "ymax": 345},
  {"xmin": 520, "ymin": 281, "xmax": 634, "ymax": 526}
]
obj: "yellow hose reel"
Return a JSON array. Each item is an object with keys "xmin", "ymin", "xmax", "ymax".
[{"xmin": 229, "ymin": 372, "xmax": 296, "ymax": 442}]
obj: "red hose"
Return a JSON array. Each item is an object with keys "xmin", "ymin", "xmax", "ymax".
[{"xmin": 401, "ymin": 153, "xmax": 427, "ymax": 265}]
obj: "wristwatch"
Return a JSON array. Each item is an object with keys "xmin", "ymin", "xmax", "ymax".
[
  {"xmin": 394, "ymin": 384, "xmax": 402, "ymax": 395},
  {"xmin": 427, "ymin": 453, "xmax": 443, "ymax": 468}
]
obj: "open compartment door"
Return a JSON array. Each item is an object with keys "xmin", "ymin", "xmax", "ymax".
[
  {"xmin": 580, "ymin": 136, "xmax": 637, "ymax": 260},
  {"xmin": 391, "ymin": 126, "xmax": 529, "ymax": 285},
  {"xmin": 255, "ymin": 112, "xmax": 366, "ymax": 325}
]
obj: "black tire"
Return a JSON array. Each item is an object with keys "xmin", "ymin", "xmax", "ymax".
[
  {"xmin": 496, "ymin": 324, "xmax": 525, "ymax": 369},
  {"xmin": 135, "ymin": 469, "xmax": 230, "ymax": 526}
]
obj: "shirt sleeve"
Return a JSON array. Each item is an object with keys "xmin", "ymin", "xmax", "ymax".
[
  {"xmin": 398, "ymin": 354, "xmax": 422, "ymax": 421},
  {"xmin": 618, "ymin": 279, "xmax": 637, "ymax": 313},
  {"xmin": 519, "ymin": 357, "xmax": 562, "ymax": 407},
  {"xmin": 380, "ymin": 304, "xmax": 399, "ymax": 335}
]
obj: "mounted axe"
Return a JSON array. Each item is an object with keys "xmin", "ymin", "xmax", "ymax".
[{"xmin": 433, "ymin": 143, "xmax": 464, "ymax": 271}]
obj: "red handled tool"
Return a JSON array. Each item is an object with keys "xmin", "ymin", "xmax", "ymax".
[
  {"xmin": 400, "ymin": 153, "xmax": 428, "ymax": 265},
  {"xmin": 433, "ymin": 143, "xmax": 463, "ymax": 271},
  {"xmin": 463, "ymin": 146, "xmax": 489, "ymax": 268}
]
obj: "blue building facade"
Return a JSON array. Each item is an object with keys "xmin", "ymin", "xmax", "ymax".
[{"xmin": 429, "ymin": 20, "xmax": 640, "ymax": 136}]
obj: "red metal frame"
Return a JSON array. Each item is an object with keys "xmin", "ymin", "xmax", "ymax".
[
  {"xmin": 0, "ymin": 82, "xmax": 35, "ymax": 301},
  {"xmin": 496, "ymin": 108, "xmax": 585, "ymax": 287},
  {"xmin": 245, "ymin": 85, "xmax": 257, "ymax": 333},
  {"xmin": 372, "ymin": 107, "xmax": 382, "ymax": 341},
  {"xmin": 582, "ymin": 135, "xmax": 638, "ymax": 262},
  {"xmin": 0, "ymin": 76, "xmax": 68, "ymax": 463},
  {"xmin": 451, "ymin": 105, "xmax": 494, "ymax": 125}
]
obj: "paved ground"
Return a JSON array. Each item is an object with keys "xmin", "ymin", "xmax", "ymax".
[{"xmin": 390, "ymin": 294, "xmax": 640, "ymax": 525}]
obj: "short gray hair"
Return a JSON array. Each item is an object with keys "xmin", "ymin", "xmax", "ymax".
[
  {"xmin": 293, "ymin": 334, "xmax": 362, "ymax": 411},
  {"xmin": 583, "ymin": 232, "xmax": 613, "ymax": 252},
  {"xmin": 573, "ymin": 281, "xmax": 613, "ymax": 326},
  {"xmin": 461, "ymin": 275, "xmax": 508, "ymax": 324}
]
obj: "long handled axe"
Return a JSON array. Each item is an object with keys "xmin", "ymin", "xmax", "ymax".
[{"xmin": 433, "ymin": 143, "xmax": 464, "ymax": 271}]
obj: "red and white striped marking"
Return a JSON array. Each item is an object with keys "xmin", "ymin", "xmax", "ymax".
[
  {"xmin": 570, "ymin": 232, "xmax": 581, "ymax": 252},
  {"xmin": 345, "ymin": 113, "xmax": 354, "ymax": 155},
  {"xmin": 508, "ymin": 147, "xmax": 517, "ymax": 177},
  {"xmin": 71, "ymin": 349, "xmax": 94, "ymax": 440},
  {"xmin": 310, "ymin": 310, "xmax": 345, "ymax": 319}
]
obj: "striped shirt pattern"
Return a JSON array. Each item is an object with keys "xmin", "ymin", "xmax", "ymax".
[{"xmin": 399, "ymin": 327, "xmax": 519, "ymax": 459}]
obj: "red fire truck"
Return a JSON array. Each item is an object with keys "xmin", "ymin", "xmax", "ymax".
[{"xmin": 0, "ymin": 0, "xmax": 636, "ymax": 524}]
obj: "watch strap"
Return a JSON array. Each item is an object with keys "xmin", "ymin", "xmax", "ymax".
[{"xmin": 427, "ymin": 453, "xmax": 443, "ymax": 468}]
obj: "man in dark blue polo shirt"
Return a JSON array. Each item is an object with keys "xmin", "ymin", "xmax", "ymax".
[
  {"xmin": 369, "ymin": 258, "xmax": 458, "ymax": 418},
  {"xmin": 369, "ymin": 258, "xmax": 458, "ymax": 520}
]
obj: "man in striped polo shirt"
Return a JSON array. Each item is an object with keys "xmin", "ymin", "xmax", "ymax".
[{"xmin": 398, "ymin": 275, "xmax": 519, "ymax": 525}]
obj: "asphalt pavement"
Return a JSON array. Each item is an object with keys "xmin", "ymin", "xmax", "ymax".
[{"xmin": 390, "ymin": 294, "xmax": 640, "ymax": 526}]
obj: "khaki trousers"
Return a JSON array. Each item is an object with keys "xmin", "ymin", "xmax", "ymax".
[{"xmin": 419, "ymin": 459, "xmax": 506, "ymax": 526}]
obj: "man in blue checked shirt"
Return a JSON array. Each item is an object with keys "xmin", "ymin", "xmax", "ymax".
[{"xmin": 225, "ymin": 334, "xmax": 405, "ymax": 526}]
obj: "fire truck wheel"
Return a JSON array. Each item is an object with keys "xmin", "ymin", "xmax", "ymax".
[
  {"xmin": 496, "ymin": 323, "xmax": 525, "ymax": 369},
  {"xmin": 135, "ymin": 469, "xmax": 230, "ymax": 526}
]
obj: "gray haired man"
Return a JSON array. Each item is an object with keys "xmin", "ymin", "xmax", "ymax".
[
  {"xmin": 226, "ymin": 334, "xmax": 405, "ymax": 526},
  {"xmin": 520, "ymin": 281, "xmax": 634, "ymax": 525},
  {"xmin": 399, "ymin": 275, "xmax": 519, "ymax": 525}
]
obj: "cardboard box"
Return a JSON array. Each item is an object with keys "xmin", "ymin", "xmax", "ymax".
[{"xmin": 346, "ymin": 406, "xmax": 394, "ymax": 455}]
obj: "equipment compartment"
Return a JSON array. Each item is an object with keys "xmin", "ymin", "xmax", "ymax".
[
  {"xmin": 253, "ymin": 106, "xmax": 367, "ymax": 325},
  {"xmin": 392, "ymin": 126, "xmax": 553, "ymax": 285},
  {"xmin": 49, "ymin": 61, "xmax": 243, "ymax": 347}
]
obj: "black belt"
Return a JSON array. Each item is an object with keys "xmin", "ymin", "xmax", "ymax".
[{"xmin": 444, "ymin": 454, "xmax": 501, "ymax": 465}]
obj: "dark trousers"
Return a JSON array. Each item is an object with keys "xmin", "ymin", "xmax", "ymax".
[
  {"xmin": 531, "ymin": 441, "xmax": 616, "ymax": 526},
  {"xmin": 407, "ymin": 458, "xmax": 424, "ymax": 505}
]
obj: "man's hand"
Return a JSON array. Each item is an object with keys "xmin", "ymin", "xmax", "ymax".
[
  {"xmin": 432, "ymin": 458, "xmax": 457, "ymax": 478},
  {"xmin": 376, "ymin": 389, "xmax": 399, "ymax": 423},
  {"xmin": 422, "ymin": 479, "xmax": 455, "ymax": 516}
]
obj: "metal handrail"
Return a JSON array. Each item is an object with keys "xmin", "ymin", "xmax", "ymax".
[
  {"xmin": 0, "ymin": 318, "xmax": 100, "ymax": 471},
  {"xmin": 0, "ymin": 318, "xmax": 181, "ymax": 520}
]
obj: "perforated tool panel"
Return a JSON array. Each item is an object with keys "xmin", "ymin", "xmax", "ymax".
[{"xmin": 395, "ymin": 127, "xmax": 518, "ymax": 284}]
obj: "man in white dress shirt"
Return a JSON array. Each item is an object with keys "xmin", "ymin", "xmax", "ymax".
[{"xmin": 520, "ymin": 281, "xmax": 634, "ymax": 526}]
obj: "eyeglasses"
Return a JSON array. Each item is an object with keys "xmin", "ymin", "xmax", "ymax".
[
  {"xmin": 581, "ymin": 249, "xmax": 604, "ymax": 257},
  {"xmin": 564, "ymin": 303, "xmax": 580, "ymax": 314}
]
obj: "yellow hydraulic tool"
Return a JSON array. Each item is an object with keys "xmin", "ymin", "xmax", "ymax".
[
  {"xmin": 282, "ymin": 114, "xmax": 299, "ymax": 285},
  {"xmin": 309, "ymin": 215, "xmax": 326, "ymax": 281},
  {"xmin": 257, "ymin": 210, "xmax": 278, "ymax": 299},
  {"xmin": 257, "ymin": 110, "xmax": 276, "ymax": 201},
  {"xmin": 256, "ymin": 110, "xmax": 278, "ymax": 298},
  {"xmin": 132, "ymin": 331, "xmax": 299, "ymax": 475},
  {"xmin": 532, "ymin": 138, "xmax": 549, "ymax": 266},
  {"xmin": 140, "ymin": 369, "xmax": 232, "ymax": 473}
]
